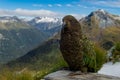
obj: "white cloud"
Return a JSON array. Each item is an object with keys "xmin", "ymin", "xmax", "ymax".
[
  {"xmin": 48, "ymin": 4, "xmax": 53, "ymax": 7},
  {"xmin": 32, "ymin": 4, "xmax": 43, "ymax": 7},
  {"xmin": 66, "ymin": 4, "xmax": 73, "ymax": 7},
  {"xmin": 92, "ymin": 0, "xmax": 120, "ymax": 8},
  {"xmin": 0, "ymin": 9, "xmax": 13, "ymax": 16},
  {"xmin": 56, "ymin": 4, "xmax": 62, "ymax": 7},
  {"xmin": 77, "ymin": 4, "xmax": 88, "ymax": 8},
  {"xmin": 0, "ymin": 8, "xmax": 61, "ymax": 17},
  {"xmin": 0, "ymin": 8, "xmax": 86, "ymax": 19}
]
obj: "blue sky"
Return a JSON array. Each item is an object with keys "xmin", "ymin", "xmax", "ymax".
[{"xmin": 0, "ymin": 0, "xmax": 120, "ymax": 18}]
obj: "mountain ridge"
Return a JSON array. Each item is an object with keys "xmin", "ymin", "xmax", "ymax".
[
  {"xmin": 28, "ymin": 17, "xmax": 62, "ymax": 37},
  {"xmin": 0, "ymin": 16, "xmax": 47, "ymax": 63},
  {"xmin": 6, "ymin": 34, "xmax": 63, "ymax": 70},
  {"xmin": 80, "ymin": 9, "xmax": 120, "ymax": 49}
]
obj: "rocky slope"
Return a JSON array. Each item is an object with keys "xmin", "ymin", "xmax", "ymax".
[
  {"xmin": 28, "ymin": 17, "xmax": 62, "ymax": 37},
  {"xmin": 80, "ymin": 9, "xmax": 120, "ymax": 49},
  {"xmin": 0, "ymin": 16, "xmax": 47, "ymax": 63}
]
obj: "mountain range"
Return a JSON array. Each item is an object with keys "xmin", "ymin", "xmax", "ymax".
[
  {"xmin": 28, "ymin": 17, "xmax": 62, "ymax": 37},
  {"xmin": 4, "ymin": 9, "xmax": 120, "ymax": 71},
  {"xmin": 0, "ymin": 9, "xmax": 120, "ymax": 66},
  {"xmin": 0, "ymin": 16, "xmax": 47, "ymax": 63}
]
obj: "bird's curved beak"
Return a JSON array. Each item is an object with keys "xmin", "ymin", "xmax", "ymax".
[{"xmin": 62, "ymin": 21, "xmax": 66, "ymax": 26}]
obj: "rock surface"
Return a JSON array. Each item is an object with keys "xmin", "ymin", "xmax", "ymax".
[{"xmin": 44, "ymin": 70, "xmax": 120, "ymax": 80}]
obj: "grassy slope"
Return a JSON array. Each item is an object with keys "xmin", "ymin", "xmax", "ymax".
[
  {"xmin": 0, "ymin": 22, "xmax": 47, "ymax": 63},
  {"xmin": 0, "ymin": 35, "xmax": 67, "ymax": 80},
  {"xmin": 6, "ymin": 37, "xmax": 67, "ymax": 71},
  {"xmin": 80, "ymin": 15, "xmax": 120, "ymax": 49}
]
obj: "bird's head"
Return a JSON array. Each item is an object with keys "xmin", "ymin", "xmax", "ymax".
[{"xmin": 62, "ymin": 15, "xmax": 78, "ymax": 28}]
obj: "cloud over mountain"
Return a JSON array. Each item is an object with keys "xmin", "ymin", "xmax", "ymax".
[
  {"xmin": 91, "ymin": 0, "xmax": 120, "ymax": 8},
  {"xmin": 0, "ymin": 8, "xmax": 83, "ymax": 19},
  {"xmin": 0, "ymin": 8, "xmax": 61, "ymax": 17}
]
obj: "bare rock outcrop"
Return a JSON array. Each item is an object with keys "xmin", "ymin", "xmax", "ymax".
[{"xmin": 44, "ymin": 70, "xmax": 120, "ymax": 80}]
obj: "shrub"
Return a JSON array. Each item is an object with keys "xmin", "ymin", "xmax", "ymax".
[
  {"xmin": 81, "ymin": 35, "xmax": 106, "ymax": 72},
  {"xmin": 94, "ymin": 45, "xmax": 107, "ymax": 71},
  {"xmin": 82, "ymin": 36, "xmax": 97, "ymax": 72},
  {"xmin": 115, "ymin": 42, "xmax": 120, "ymax": 51},
  {"xmin": 112, "ymin": 42, "xmax": 120, "ymax": 63}
]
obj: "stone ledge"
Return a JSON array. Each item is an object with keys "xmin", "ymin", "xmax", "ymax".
[{"xmin": 44, "ymin": 70, "xmax": 120, "ymax": 80}]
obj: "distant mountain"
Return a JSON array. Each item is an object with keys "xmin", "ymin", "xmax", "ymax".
[
  {"xmin": 28, "ymin": 17, "xmax": 62, "ymax": 37},
  {"xmin": 80, "ymin": 9, "xmax": 120, "ymax": 49},
  {"xmin": 80, "ymin": 9, "xmax": 120, "ymax": 28},
  {"xmin": 0, "ymin": 16, "xmax": 47, "ymax": 63},
  {"xmin": 6, "ymin": 34, "xmax": 65, "ymax": 70}
]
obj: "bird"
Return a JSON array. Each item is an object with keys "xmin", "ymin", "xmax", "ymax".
[{"xmin": 60, "ymin": 15, "xmax": 85, "ymax": 71}]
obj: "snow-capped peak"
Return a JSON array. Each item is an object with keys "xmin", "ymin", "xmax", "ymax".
[
  {"xmin": 97, "ymin": 9, "xmax": 106, "ymax": 14},
  {"xmin": 0, "ymin": 16, "xmax": 20, "ymax": 23},
  {"xmin": 81, "ymin": 9, "xmax": 120, "ymax": 28},
  {"xmin": 34, "ymin": 17, "xmax": 61, "ymax": 23}
]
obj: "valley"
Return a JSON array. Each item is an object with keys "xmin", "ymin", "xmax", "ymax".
[{"xmin": 0, "ymin": 16, "xmax": 47, "ymax": 63}]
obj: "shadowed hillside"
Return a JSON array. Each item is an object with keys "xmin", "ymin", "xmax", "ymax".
[
  {"xmin": 0, "ymin": 16, "xmax": 47, "ymax": 63},
  {"xmin": 6, "ymin": 33, "xmax": 66, "ymax": 71}
]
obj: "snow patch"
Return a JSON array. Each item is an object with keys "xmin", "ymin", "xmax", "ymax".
[
  {"xmin": 98, "ymin": 62, "xmax": 120, "ymax": 77},
  {"xmin": 0, "ymin": 33, "xmax": 4, "ymax": 39},
  {"xmin": 0, "ymin": 18, "xmax": 17, "ymax": 23},
  {"xmin": 35, "ymin": 17, "xmax": 60, "ymax": 23},
  {"xmin": 0, "ymin": 33, "xmax": 9, "ymax": 40},
  {"xmin": 16, "ymin": 33, "xmax": 20, "ymax": 36},
  {"xmin": 0, "ymin": 16, "xmax": 19, "ymax": 23},
  {"xmin": 98, "ymin": 9, "xmax": 106, "ymax": 14}
]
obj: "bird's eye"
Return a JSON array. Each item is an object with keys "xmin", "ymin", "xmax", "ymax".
[{"xmin": 69, "ymin": 20, "xmax": 72, "ymax": 22}]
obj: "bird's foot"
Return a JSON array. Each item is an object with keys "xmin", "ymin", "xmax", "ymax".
[{"xmin": 68, "ymin": 71, "xmax": 86, "ymax": 76}]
